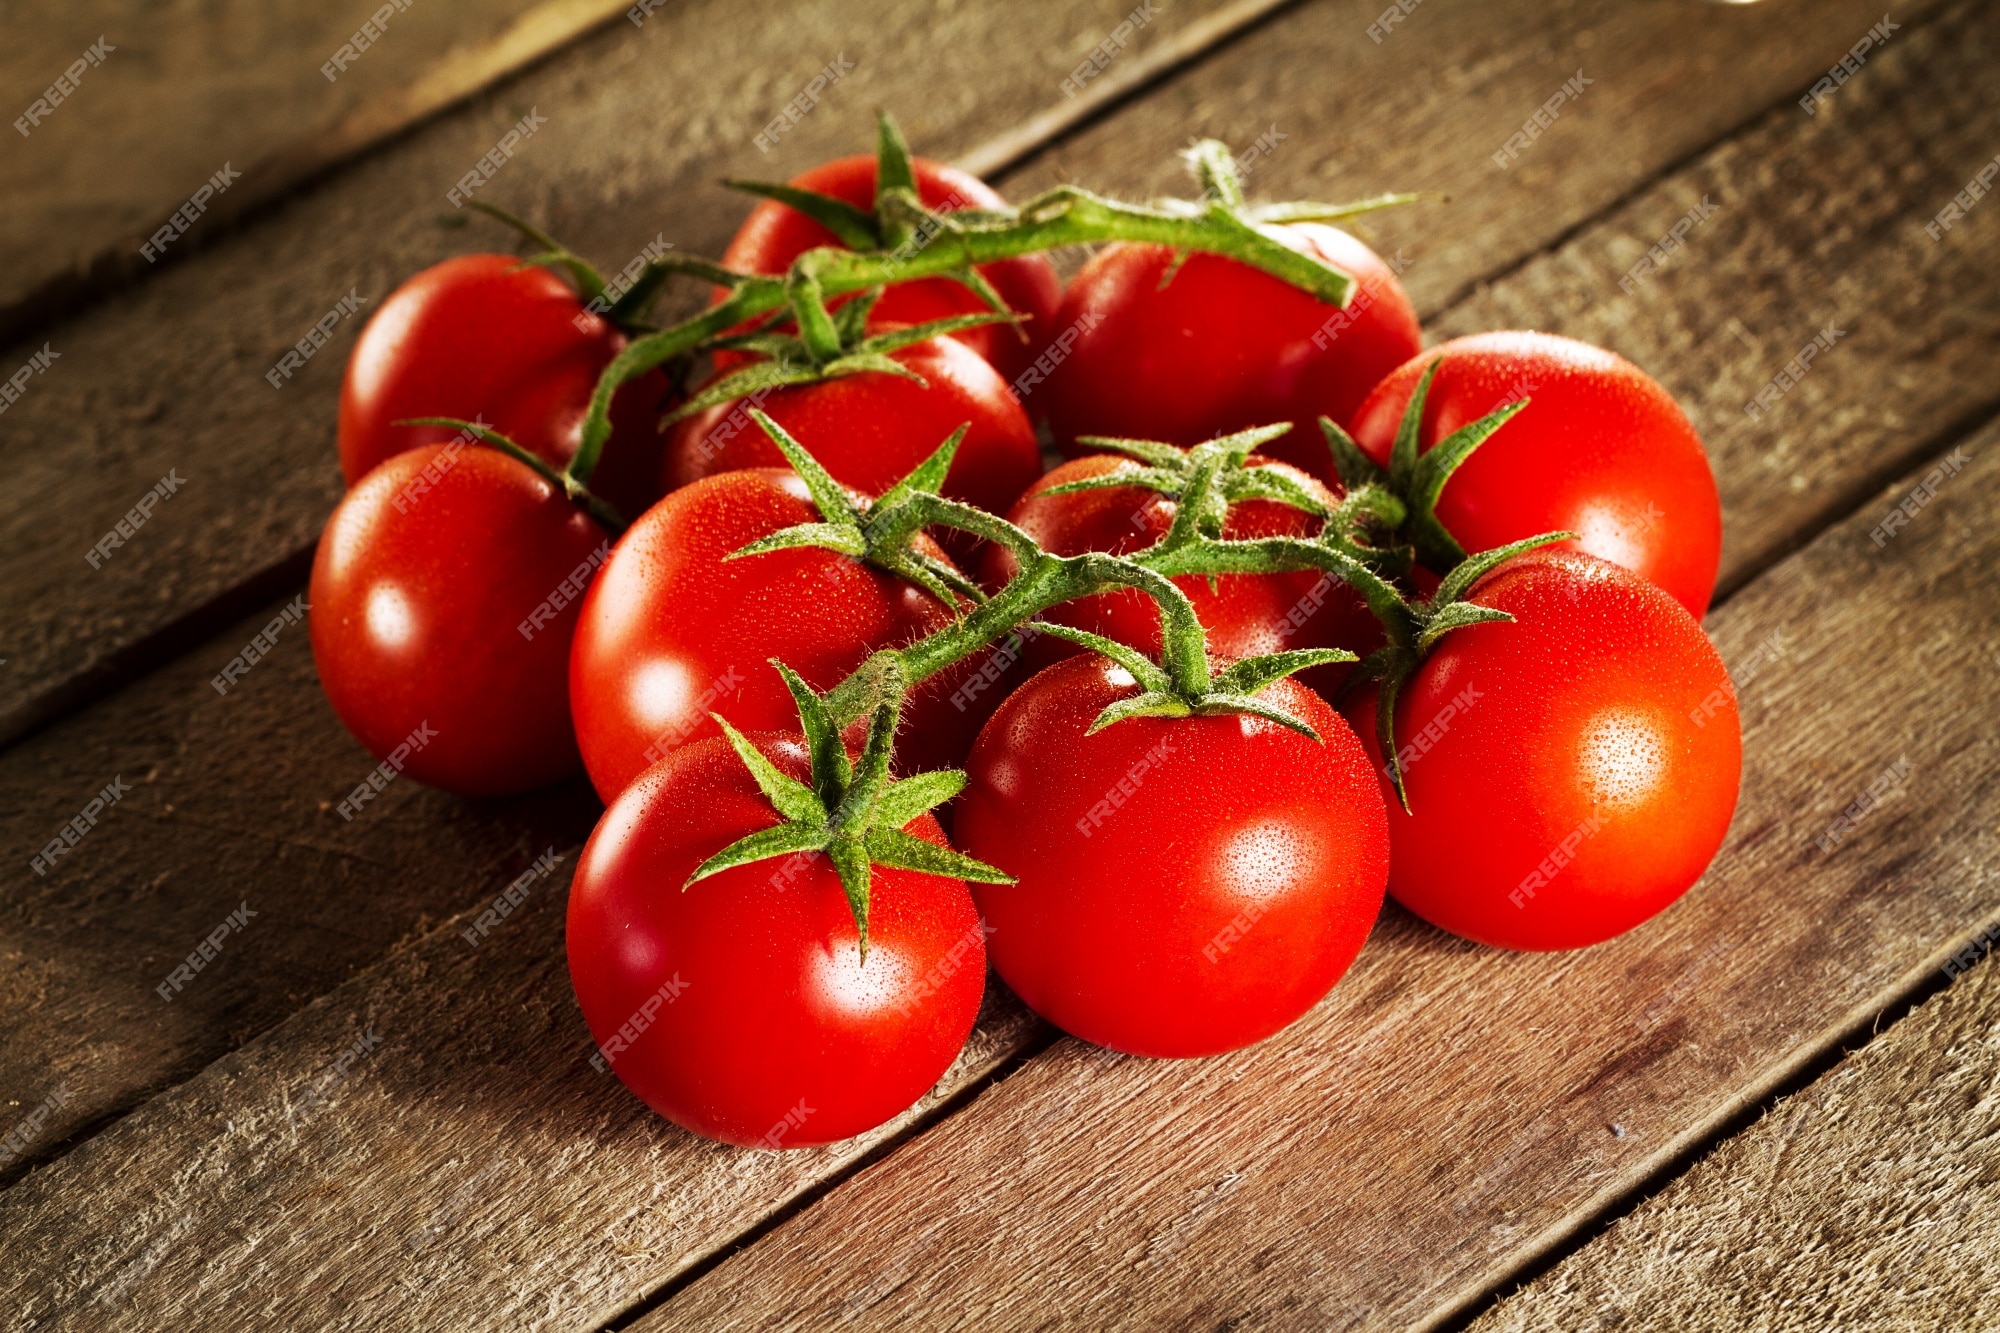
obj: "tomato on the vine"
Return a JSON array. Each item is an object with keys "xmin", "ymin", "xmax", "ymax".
[
  {"xmin": 983, "ymin": 453, "xmax": 1382, "ymax": 696},
  {"xmin": 955, "ymin": 655, "xmax": 1390, "ymax": 1057},
  {"xmin": 310, "ymin": 444, "xmax": 608, "ymax": 797},
  {"xmin": 339, "ymin": 253, "xmax": 676, "ymax": 520},
  {"xmin": 664, "ymin": 332, "xmax": 1042, "ymax": 549},
  {"xmin": 1040, "ymin": 225, "xmax": 1420, "ymax": 475},
  {"xmin": 1344, "ymin": 549, "xmax": 1740, "ymax": 951},
  {"xmin": 567, "ymin": 732, "xmax": 987, "ymax": 1148},
  {"xmin": 1349, "ymin": 331, "xmax": 1722, "ymax": 617},
  {"xmin": 719, "ymin": 155, "xmax": 1061, "ymax": 384},
  {"xmin": 569, "ymin": 467, "xmax": 992, "ymax": 804}
]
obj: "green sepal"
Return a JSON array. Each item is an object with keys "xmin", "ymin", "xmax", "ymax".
[
  {"xmin": 722, "ymin": 180, "xmax": 881, "ymax": 250},
  {"xmin": 1035, "ymin": 466, "xmax": 1185, "ymax": 499},
  {"xmin": 1388, "ymin": 357, "xmax": 1442, "ymax": 496},
  {"xmin": 1088, "ymin": 690, "xmax": 1193, "ymax": 733},
  {"xmin": 833, "ymin": 288, "xmax": 884, "ymax": 344},
  {"xmin": 1192, "ymin": 692, "xmax": 1321, "ymax": 741},
  {"xmin": 393, "ymin": 416, "xmax": 626, "ymax": 534},
  {"xmin": 1073, "ymin": 435, "xmax": 1188, "ymax": 468},
  {"xmin": 1373, "ymin": 669, "xmax": 1412, "ymax": 812},
  {"xmin": 746, "ymin": 410, "xmax": 861, "ymax": 522},
  {"xmin": 1405, "ymin": 398, "xmax": 1530, "ymax": 569},
  {"xmin": 864, "ymin": 826, "xmax": 1013, "ymax": 885},
  {"xmin": 1028, "ymin": 623, "xmax": 1173, "ymax": 693},
  {"xmin": 1246, "ymin": 192, "xmax": 1424, "ymax": 226},
  {"xmin": 728, "ymin": 522, "xmax": 868, "ymax": 561},
  {"xmin": 1415, "ymin": 601, "xmax": 1514, "ymax": 656},
  {"xmin": 468, "ymin": 202, "xmax": 607, "ymax": 304},
  {"xmin": 1211, "ymin": 647, "xmax": 1356, "ymax": 697},
  {"xmin": 1429, "ymin": 530, "xmax": 1573, "ymax": 610},
  {"xmin": 711, "ymin": 712, "xmax": 825, "ymax": 824},
  {"xmin": 872, "ymin": 424, "xmax": 966, "ymax": 512},
  {"xmin": 872, "ymin": 769, "xmax": 968, "ymax": 829},
  {"xmin": 874, "ymin": 112, "xmax": 919, "ymax": 212},
  {"xmin": 1223, "ymin": 463, "xmax": 1335, "ymax": 519},
  {"xmin": 1319, "ymin": 416, "xmax": 1388, "ymax": 491},
  {"xmin": 773, "ymin": 660, "xmax": 851, "ymax": 796},
  {"xmin": 827, "ymin": 839, "xmax": 875, "ymax": 956},
  {"xmin": 683, "ymin": 822, "xmax": 827, "ymax": 889}
]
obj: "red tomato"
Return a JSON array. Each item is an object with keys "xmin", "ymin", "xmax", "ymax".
[
  {"xmin": 955, "ymin": 656, "xmax": 1390, "ymax": 1057},
  {"xmin": 1344, "ymin": 550, "xmax": 1741, "ymax": 951},
  {"xmin": 339, "ymin": 253, "xmax": 676, "ymax": 521},
  {"xmin": 1349, "ymin": 331, "xmax": 1722, "ymax": 617},
  {"xmin": 569, "ymin": 468, "xmax": 992, "ymax": 804},
  {"xmin": 567, "ymin": 732, "xmax": 987, "ymax": 1148},
  {"xmin": 664, "ymin": 334, "xmax": 1042, "ymax": 558},
  {"xmin": 981, "ymin": 454, "xmax": 1382, "ymax": 698},
  {"xmin": 720, "ymin": 155, "xmax": 1061, "ymax": 384},
  {"xmin": 1040, "ymin": 225, "xmax": 1420, "ymax": 475},
  {"xmin": 310, "ymin": 444, "xmax": 608, "ymax": 797}
]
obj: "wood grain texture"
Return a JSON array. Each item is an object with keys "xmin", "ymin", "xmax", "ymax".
[
  {"xmin": 0, "ymin": 0, "xmax": 1245, "ymax": 1180},
  {"xmin": 1472, "ymin": 936, "xmax": 2000, "ymax": 1332},
  {"xmin": 0, "ymin": 0, "xmax": 638, "ymax": 343},
  {"xmin": 0, "ymin": 588, "xmax": 601, "ymax": 1189},
  {"xmin": 0, "ymin": 0, "xmax": 1249, "ymax": 756},
  {"xmin": 0, "ymin": 845, "xmax": 1041, "ymax": 1330},
  {"xmin": 632, "ymin": 416, "xmax": 2000, "ymax": 1331}
]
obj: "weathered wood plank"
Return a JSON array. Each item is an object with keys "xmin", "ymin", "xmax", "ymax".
[
  {"xmin": 0, "ymin": 0, "xmax": 1250, "ymax": 1181},
  {"xmin": 0, "ymin": 842, "xmax": 1041, "ymax": 1330},
  {"xmin": 1472, "ymin": 934, "xmax": 2000, "ymax": 1332},
  {"xmin": 1004, "ymin": 0, "xmax": 1970, "ymax": 601},
  {"xmin": 0, "ymin": 0, "xmax": 638, "ymax": 344},
  {"xmin": 628, "ymin": 419, "xmax": 2000, "ymax": 1329},
  {"xmin": 0, "ymin": 0, "xmax": 1252, "ymax": 753},
  {"xmin": 0, "ymin": 588, "xmax": 601, "ymax": 1190}
]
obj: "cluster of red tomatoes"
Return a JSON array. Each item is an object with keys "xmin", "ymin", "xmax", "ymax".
[{"xmin": 310, "ymin": 123, "xmax": 1740, "ymax": 1150}]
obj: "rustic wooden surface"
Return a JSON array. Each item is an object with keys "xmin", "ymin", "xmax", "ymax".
[
  {"xmin": 2, "ymin": 0, "xmax": 1996, "ymax": 1328},
  {"xmin": 0, "ymin": 0, "xmax": 636, "ymax": 342},
  {"xmin": 0, "ymin": 0, "xmax": 1919, "ymax": 1185},
  {"xmin": 1473, "ymin": 945, "xmax": 2000, "ymax": 1332}
]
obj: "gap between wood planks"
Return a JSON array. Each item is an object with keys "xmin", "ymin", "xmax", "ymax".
[{"xmin": 1433, "ymin": 907, "xmax": 2000, "ymax": 1333}]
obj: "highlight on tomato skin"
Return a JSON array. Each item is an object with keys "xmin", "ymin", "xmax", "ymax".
[
  {"xmin": 1348, "ymin": 330, "xmax": 1724, "ymax": 619},
  {"xmin": 955, "ymin": 655, "xmax": 1391, "ymax": 1059},
  {"xmin": 1343, "ymin": 549, "xmax": 1743, "ymax": 953},
  {"xmin": 309, "ymin": 444, "xmax": 607, "ymax": 798},
  {"xmin": 564, "ymin": 733, "xmax": 988, "ymax": 1149}
]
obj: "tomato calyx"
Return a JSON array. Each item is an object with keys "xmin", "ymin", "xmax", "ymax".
[
  {"xmin": 726, "ymin": 408, "xmax": 983, "ymax": 608},
  {"xmin": 464, "ymin": 201, "xmax": 679, "ymax": 335},
  {"xmin": 688, "ymin": 659, "xmax": 1011, "ymax": 956},
  {"xmin": 395, "ymin": 416, "xmax": 628, "ymax": 535},
  {"xmin": 1318, "ymin": 355, "xmax": 1532, "ymax": 576},
  {"xmin": 726, "ymin": 114, "xmax": 1027, "ymax": 336},
  {"xmin": 575, "ymin": 122, "xmax": 1415, "ymax": 473},
  {"xmin": 662, "ymin": 294, "xmax": 1021, "ymax": 430}
]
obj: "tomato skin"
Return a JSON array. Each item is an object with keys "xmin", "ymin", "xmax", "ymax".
[
  {"xmin": 720, "ymin": 155, "xmax": 1061, "ymax": 384},
  {"xmin": 981, "ymin": 454, "xmax": 1382, "ymax": 697},
  {"xmin": 1344, "ymin": 550, "xmax": 1741, "ymax": 951},
  {"xmin": 666, "ymin": 334, "xmax": 1041, "ymax": 519},
  {"xmin": 1040, "ymin": 225, "xmax": 1420, "ymax": 474},
  {"xmin": 310, "ymin": 445, "xmax": 607, "ymax": 797},
  {"xmin": 567, "ymin": 733, "xmax": 986, "ymax": 1148},
  {"xmin": 569, "ymin": 468, "xmax": 990, "ymax": 804},
  {"xmin": 955, "ymin": 657, "xmax": 1390, "ymax": 1057},
  {"xmin": 1350, "ymin": 331, "xmax": 1722, "ymax": 618},
  {"xmin": 339, "ymin": 254, "xmax": 676, "ymax": 521}
]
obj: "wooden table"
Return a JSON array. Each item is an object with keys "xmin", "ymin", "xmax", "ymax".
[{"xmin": 4, "ymin": 0, "xmax": 1998, "ymax": 1327}]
